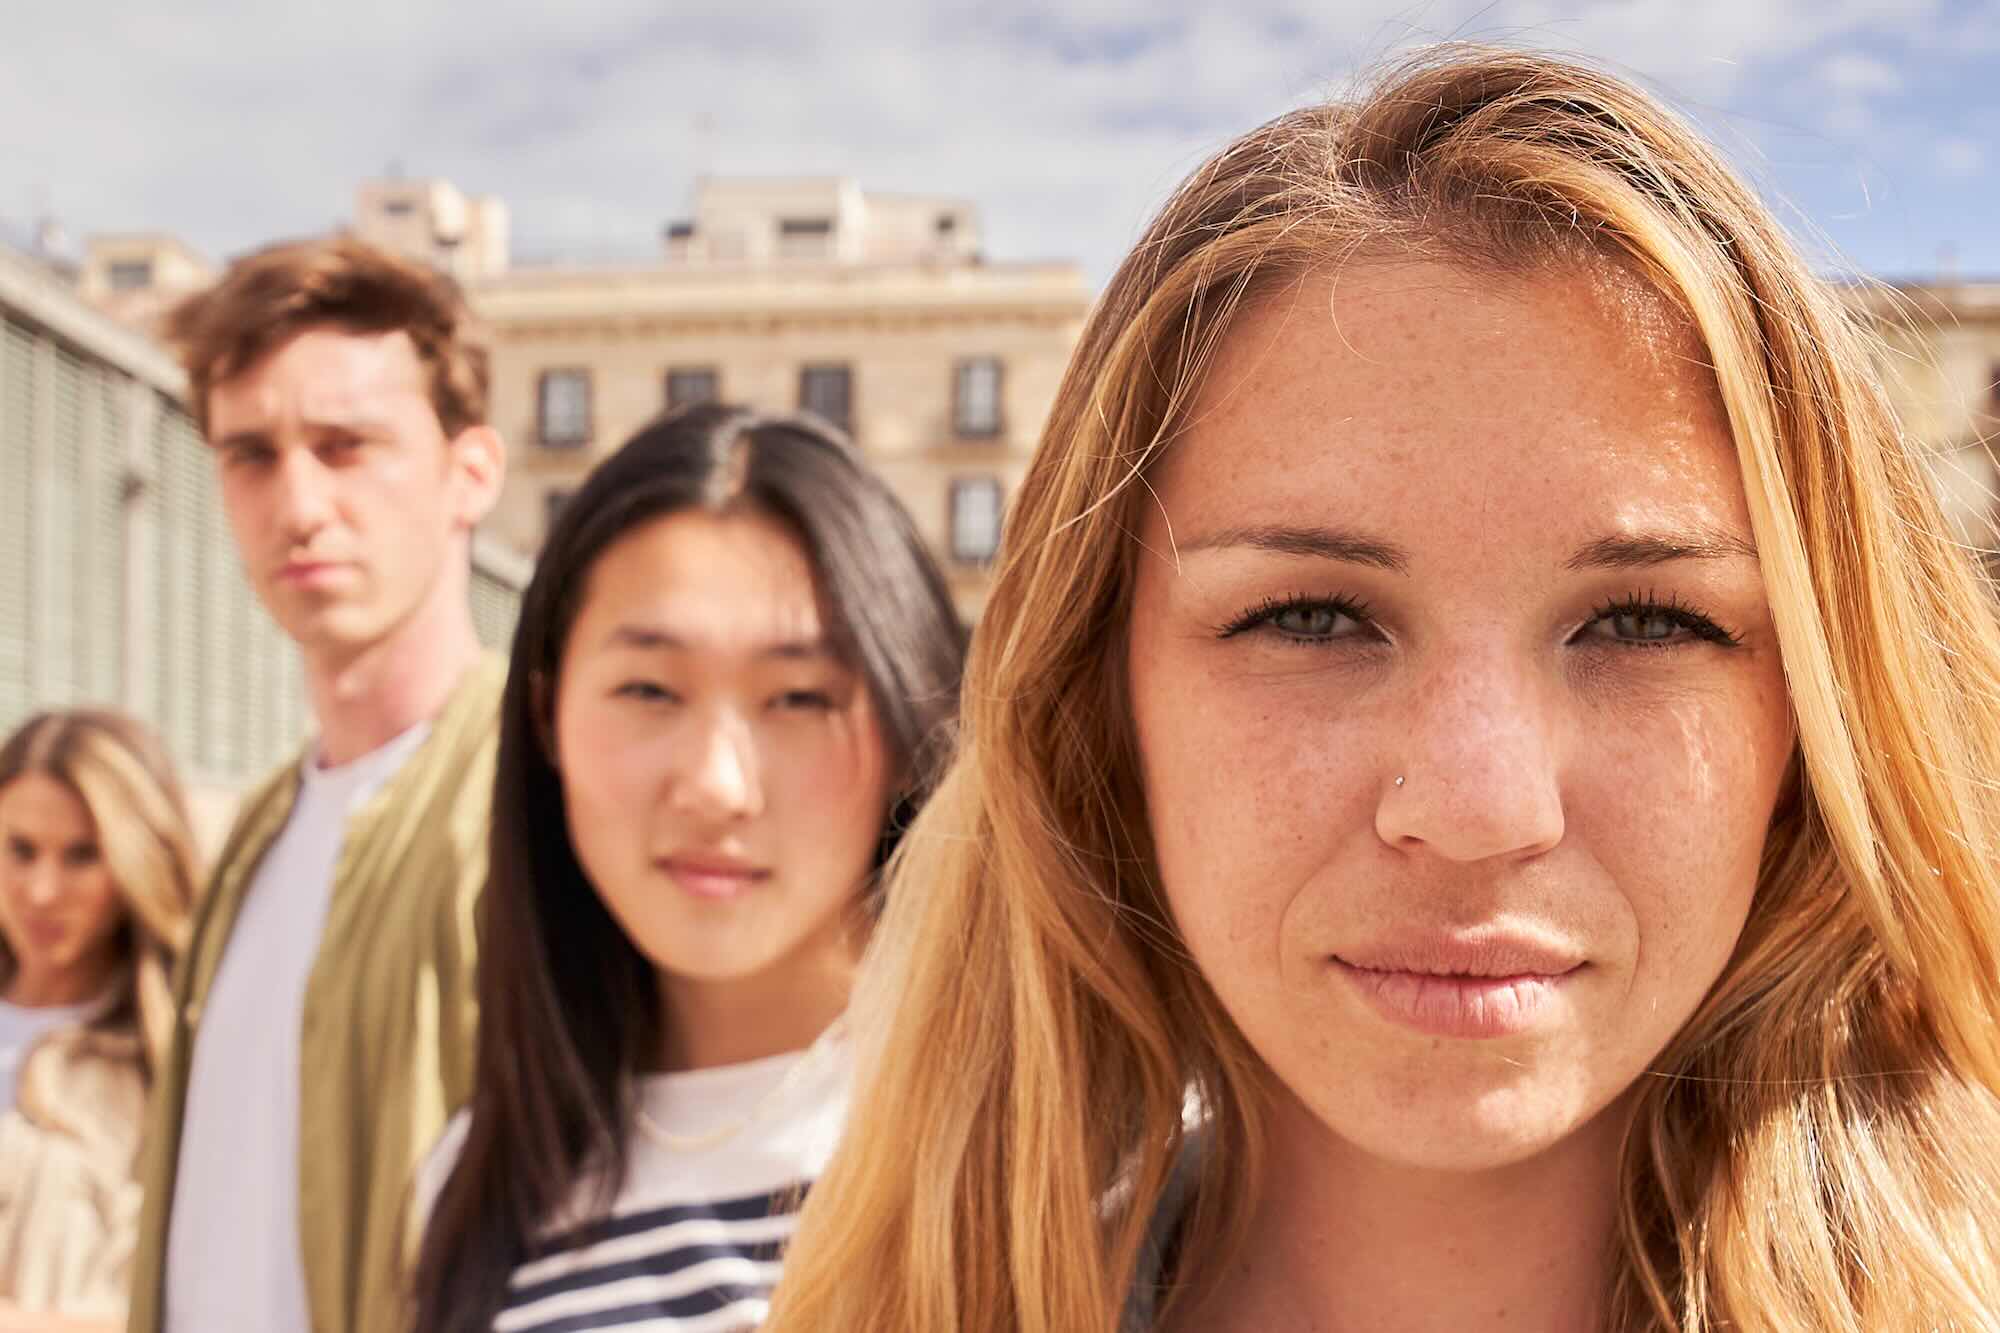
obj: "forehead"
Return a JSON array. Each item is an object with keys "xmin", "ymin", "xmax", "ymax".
[
  {"xmin": 571, "ymin": 509, "xmax": 828, "ymax": 652},
  {"xmin": 207, "ymin": 326, "xmax": 430, "ymax": 431},
  {"xmin": 0, "ymin": 773, "xmax": 94, "ymax": 837},
  {"xmin": 1151, "ymin": 258, "xmax": 1748, "ymax": 555}
]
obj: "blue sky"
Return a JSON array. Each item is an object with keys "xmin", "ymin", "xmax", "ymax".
[{"xmin": 2, "ymin": 0, "xmax": 1995, "ymax": 286}]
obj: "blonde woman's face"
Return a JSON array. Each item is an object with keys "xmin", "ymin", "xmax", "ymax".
[
  {"xmin": 1127, "ymin": 261, "xmax": 1794, "ymax": 1172},
  {"xmin": 0, "ymin": 773, "xmax": 128, "ymax": 1004}
]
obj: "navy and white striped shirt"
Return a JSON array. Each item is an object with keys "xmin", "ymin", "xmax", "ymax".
[{"xmin": 420, "ymin": 1034, "xmax": 850, "ymax": 1332}]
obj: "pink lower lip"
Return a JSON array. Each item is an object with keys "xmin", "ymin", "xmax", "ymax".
[
  {"xmin": 1334, "ymin": 959, "xmax": 1578, "ymax": 1039},
  {"xmin": 659, "ymin": 862, "xmax": 768, "ymax": 901},
  {"xmin": 280, "ymin": 563, "xmax": 346, "ymax": 586}
]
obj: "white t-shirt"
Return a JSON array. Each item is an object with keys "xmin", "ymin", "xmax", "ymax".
[
  {"xmin": 0, "ymin": 992, "xmax": 108, "ymax": 1114},
  {"xmin": 163, "ymin": 723, "xmax": 430, "ymax": 1333},
  {"xmin": 417, "ymin": 1027, "xmax": 850, "ymax": 1333}
]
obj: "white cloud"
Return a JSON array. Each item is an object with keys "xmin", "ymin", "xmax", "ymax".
[
  {"xmin": 1934, "ymin": 136, "xmax": 1985, "ymax": 177},
  {"xmin": 0, "ymin": 0, "xmax": 1953, "ymax": 283},
  {"xmin": 1818, "ymin": 50, "xmax": 1902, "ymax": 93}
]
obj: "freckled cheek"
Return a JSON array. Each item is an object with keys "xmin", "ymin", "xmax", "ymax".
[
  {"xmin": 1139, "ymin": 664, "xmax": 1372, "ymax": 958},
  {"xmin": 1575, "ymin": 691, "xmax": 1783, "ymax": 977}
]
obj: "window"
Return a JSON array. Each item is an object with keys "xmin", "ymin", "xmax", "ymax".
[
  {"xmin": 107, "ymin": 260, "xmax": 153, "ymax": 292},
  {"xmin": 799, "ymin": 364, "xmax": 853, "ymax": 433},
  {"xmin": 778, "ymin": 216, "xmax": 835, "ymax": 259},
  {"xmin": 537, "ymin": 370, "xmax": 592, "ymax": 448},
  {"xmin": 666, "ymin": 367, "xmax": 720, "ymax": 411},
  {"xmin": 544, "ymin": 487, "xmax": 573, "ymax": 536},
  {"xmin": 949, "ymin": 478, "xmax": 1004, "ymax": 564},
  {"xmin": 954, "ymin": 358, "xmax": 1003, "ymax": 438},
  {"xmin": 381, "ymin": 197, "xmax": 417, "ymax": 218}
]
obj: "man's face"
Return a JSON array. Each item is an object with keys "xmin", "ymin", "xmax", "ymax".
[{"xmin": 205, "ymin": 326, "xmax": 500, "ymax": 664}]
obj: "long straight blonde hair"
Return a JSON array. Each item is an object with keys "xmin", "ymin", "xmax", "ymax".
[
  {"xmin": 765, "ymin": 46, "xmax": 2000, "ymax": 1333},
  {"xmin": 0, "ymin": 709, "xmax": 199, "ymax": 1075}
]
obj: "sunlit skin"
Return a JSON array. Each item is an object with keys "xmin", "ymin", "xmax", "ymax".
[
  {"xmin": 553, "ymin": 510, "xmax": 891, "ymax": 1073},
  {"xmin": 0, "ymin": 775, "xmax": 126, "ymax": 1010},
  {"xmin": 206, "ymin": 327, "xmax": 504, "ymax": 765},
  {"xmin": 1129, "ymin": 261, "xmax": 1795, "ymax": 1332}
]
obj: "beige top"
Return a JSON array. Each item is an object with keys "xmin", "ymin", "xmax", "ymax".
[{"xmin": 0, "ymin": 1021, "xmax": 148, "ymax": 1317}]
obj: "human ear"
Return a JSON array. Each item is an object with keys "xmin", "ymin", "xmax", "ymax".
[{"xmin": 448, "ymin": 424, "xmax": 507, "ymax": 529}]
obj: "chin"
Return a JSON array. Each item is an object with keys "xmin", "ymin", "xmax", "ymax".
[
  {"xmin": 642, "ymin": 944, "xmax": 775, "ymax": 987},
  {"xmin": 1309, "ymin": 1070, "xmax": 1616, "ymax": 1175}
]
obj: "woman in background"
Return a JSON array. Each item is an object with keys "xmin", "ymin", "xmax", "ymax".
[
  {"xmin": 0, "ymin": 710, "xmax": 198, "ymax": 1330},
  {"xmin": 410, "ymin": 403, "xmax": 965, "ymax": 1332},
  {"xmin": 762, "ymin": 46, "xmax": 2000, "ymax": 1333}
]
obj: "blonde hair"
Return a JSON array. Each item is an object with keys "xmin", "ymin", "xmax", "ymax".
[
  {"xmin": 0, "ymin": 709, "xmax": 200, "ymax": 1075},
  {"xmin": 763, "ymin": 45, "xmax": 2000, "ymax": 1333}
]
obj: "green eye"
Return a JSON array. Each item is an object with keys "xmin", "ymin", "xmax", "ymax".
[
  {"xmin": 1609, "ymin": 610, "xmax": 1677, "ymax": 641},
  {"xmin": 1217, "ymin": 594, "xmax": 1375, "ymax": 645},
  {"xmin": 1581, "ymin": 597, "xmax": 1741, "ymax": 649},
  {"xmin": 1274, "ymin": 605, "xmax": 1348, "ymax": 638}
]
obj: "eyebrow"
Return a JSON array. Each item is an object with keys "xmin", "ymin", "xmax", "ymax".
[
  {"xmin": 1177, "ymin": 522, "xmax": 1758, "ymax": 575},
  {"xmin": 211, "ymin": 414, "xmax": 395, "ymax": 450},
  {"xmin": 212, "ymin": 429, "xmax": 273, "ymax": 452},
  {"xmin": 1178, "ymin": 524, "xmax": 1412, "ymax": 572},
  {"xmin": 1563, "ymin": 531, "xmax": 1759, "ymax": 571},
  {"xmin": 602, "ymin": 625, "xmax": 834, "ymax": 660}
]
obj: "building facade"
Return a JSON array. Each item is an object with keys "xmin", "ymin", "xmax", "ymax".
[
  {"xmin": 0, "ymin": 240, "xmax": 526, "ymax": 842},
  {"xmin": 1844, "ymin": 279, "xmax": 2000, "ymax": 563},
  {"xmin": 77, "ymin": 233, "xmax": 216, "ymax": 333},
  {"xmin": 352, "ymin": 177, "xmax": 511, "ymax": 283},
  {"xmin": 473, "ymin": 178, "xmax": 1092, "ymax": 618}
]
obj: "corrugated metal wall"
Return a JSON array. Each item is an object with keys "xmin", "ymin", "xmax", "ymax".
[{"xmin": 0, "ymin": 304, "xmax": 527, "ymax": 790}]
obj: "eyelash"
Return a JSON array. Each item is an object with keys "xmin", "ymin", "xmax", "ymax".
[
  {"xmin": 1214, "ymin": 591, "xmax": 1742, "ymax": 649},
  {"xmin": 1582, "ymin": 592, "xmax": 1742, "ymax": 649},
  {"xmin": 1215, "ymin": 593, "xmax": 1375, "ymax": 642},
  {"xmin": 612, "ymin": 682, "xmax": 839, "ymax": 710}
]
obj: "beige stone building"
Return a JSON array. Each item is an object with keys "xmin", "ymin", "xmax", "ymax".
[
  {"xmin": 471, "ymin": 177, "xmax": 1093, "ymax": 617},
  {"xmin": 351, "ymin": 176, "xmax": 510, "ymax": 283},
  {"xmin": 1843, "ymin": 279, "xmax": 2000, "ymax": 562},
  {"xmin": 76, "ymin": 233, "xmax": 216, "ymax": 332}
]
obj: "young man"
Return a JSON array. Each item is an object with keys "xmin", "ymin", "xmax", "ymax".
[{"xmin": 126, "ymin": 237, "xmax": 508, "ymax": 1333}]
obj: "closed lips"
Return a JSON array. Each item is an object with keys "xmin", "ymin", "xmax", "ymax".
[{"xmin": 1333, "ymin": 936, "xmax": 1584, "ymax": 979}]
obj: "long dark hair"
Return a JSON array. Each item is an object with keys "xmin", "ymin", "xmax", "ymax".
[{"xmin": 410, "ymin": 403, "xmax": 966, "ymax": 1331}]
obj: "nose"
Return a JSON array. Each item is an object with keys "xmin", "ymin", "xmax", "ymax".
[
  {"xmin": 271, "ymin": 446, "xmax": 334, "ymax": 544},
  {"xmin": 671, "ymin": 710, "xmax": 764, "ymax": 824},
  {"xmin": 1375, "ymin": 647, "xmax": 1565, "ymax": 863},
  {"xmin": 22, "ymin": 859, "xmax": 63, "ymax": 910}
]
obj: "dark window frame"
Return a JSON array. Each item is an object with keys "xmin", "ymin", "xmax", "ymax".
[
  {"xmin": 107, "ymin": 260, "xmax": 154, "ymax": 292},
  {"xmin": 665, "ymin": 366, "xmax": 721, "ymax": 412},
  {"xmin": 799, "ymin": 363, "xmax": 854, "ymax": 434},
  {"xmin": 536, "ymin": 368, "xmax": 593, "ymax": 449},
  {"xmin": 953, "ymin": 357, "xmax": 1005, "ymax": 439},
  {"xmin": 948, "ymin": 476, "xmax": 1004, "ymax": 565}
]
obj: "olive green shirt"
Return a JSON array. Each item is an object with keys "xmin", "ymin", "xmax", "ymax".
[{"xmin": 126, "ymin": 657, "xmax": 503, "ymax": 1333}]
